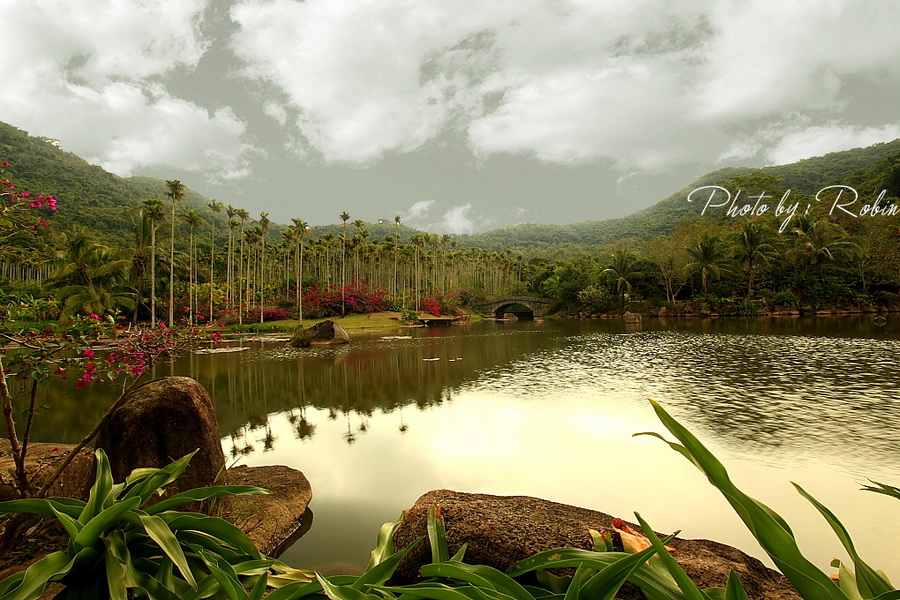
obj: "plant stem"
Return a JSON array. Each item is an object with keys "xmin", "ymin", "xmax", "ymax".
[{"xmin": 0, "ymin": 354, "xmax": 29, "ymax": 497}]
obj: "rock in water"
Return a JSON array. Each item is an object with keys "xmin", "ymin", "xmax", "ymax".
[
  {"xmin": 623, "ymin": 311, "xmax": 642, "ymax": 324},
  {"xmin": 289, "ymin": 319, "xmax": 351, "ymax": 347},
  {"xmin": 95, "ymin": 377, "xmax": 226, "ymax": 497}
]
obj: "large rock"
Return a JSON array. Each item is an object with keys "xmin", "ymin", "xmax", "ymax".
[
  {"xmin": 94, "ymin": 377, "xmax": 226, "ymax": 497},
  {"xmin": 622, "ymin": 311, "xmax": 642, "ymax": 324},
  {"xmin": 290, "ymin": 320, "xmax": 351, "ymax": 347},
  {"xmin": 392, "ymin": 490, "xmax": 800, "ymax": 599}
]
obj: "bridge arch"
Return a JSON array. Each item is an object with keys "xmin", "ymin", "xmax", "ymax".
[{"xmin": 476, "ymin": 296, "xmax": 558, "ymax": 318}]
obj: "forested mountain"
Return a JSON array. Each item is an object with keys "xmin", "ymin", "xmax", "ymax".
[
  {"xmin": 0, "ymin": 122, "xmax": 215, "ymax": 245},
  {"xmin": 458, "ymin": 139, "xmax": 900, "ymax": 252}
]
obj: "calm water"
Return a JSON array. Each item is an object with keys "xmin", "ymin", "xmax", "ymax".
[{"xmin": 32, "ymin": 317, "xmax": 900, "ymax": 581}]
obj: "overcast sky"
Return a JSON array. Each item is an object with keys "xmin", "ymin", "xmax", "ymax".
[{"xmin": 4, "ymin": 0, "xmax": 899, "ymax": 233}]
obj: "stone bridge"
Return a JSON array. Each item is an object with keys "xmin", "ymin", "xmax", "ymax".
[{"xmin": 475, "ymin": 296, "xmax": 559, "ymax": 318}]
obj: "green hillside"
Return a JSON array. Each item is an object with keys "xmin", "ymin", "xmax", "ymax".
[
  {"xmin": 459, "ymin": 139, "xmax": 900, "ymax": 252},
  {"xmin": 0, "ymin": 122, "xmax": 216, "ymax": 246}
]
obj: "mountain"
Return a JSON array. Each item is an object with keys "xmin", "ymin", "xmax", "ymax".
[
  {"xmin": 456, "ymin": 139, "xmax": 900, "ymax": 252},
  {"xmin": 0, "ymin": 122, "xmax": 215, "ymax": 245}
]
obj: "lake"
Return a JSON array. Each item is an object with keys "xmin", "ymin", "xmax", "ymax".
[{"xmin": 30, "ymin": 316, "xmax": 900, "ymax": 582}]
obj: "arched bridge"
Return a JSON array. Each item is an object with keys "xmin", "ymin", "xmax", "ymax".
[{"xmin": 476, "ymin": 296, "xmax": 559, "ymax": 318}]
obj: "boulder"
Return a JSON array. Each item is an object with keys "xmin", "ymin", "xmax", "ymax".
[
  {"xmin": 623, "ymin": 311, "xmax": 642, "ymax": 324},
  {"xmin": 290, "ymin": 320, "xmax": 351, "ymax": 347},
  {"xmin": 502, "ymin": 313, "xmax": 519, "ymax": 321},
  {"xmin": 94, "ymin": 376, "xmax": 226, "ymax": 499},
  {"xmin": 392, "ymin": 490, "xmax": 800, "ymax": 599}
]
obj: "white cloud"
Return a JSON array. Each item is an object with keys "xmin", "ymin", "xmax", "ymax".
[
  {"xmin": 1, "ymin": 0, "xmax": 254, "ymax": 181},
  {"xmin": 766, "ymin": 123, "xmax": 900, "ymax": 166},
  {"xmin": 403, "ymin": 200, "xmax": 435, "ymax": 222},
  {"xmin": 229, "ymin": 0, "xmax": 900, "ymax": 173},
  {"xmin": 400, "ymin": 201, "xmax": 485, "ymax": 234}
]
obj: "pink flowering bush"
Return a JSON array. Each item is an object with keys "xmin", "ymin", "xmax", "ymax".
[
  {"xmin": 301, "ymin": 279, "xmax": 391, "ymax": 318},
  {"xmin": 0, "ymin": 161, "xmax": 56, "ymax": 245},
  {"xmin": 0, "ymin": 313, "xmax": 204, "ymax": 497}
]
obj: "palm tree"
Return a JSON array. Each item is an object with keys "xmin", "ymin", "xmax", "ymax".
[
  {"xmin": 142, "ymin": 197, "xmax": 166, "ymax": 326},
  {"xmin": 258, "ymin": 211, "xmax": 271, "ymax": 322},
  {"xmin": 47, "ymin": 227, "xmax": 135, "ymax": 320},
  {"xmin": 731, "ymin": 220, "xmax": 776, "ymax": 299},
  {"xmin": 207, "ymin": 199, "xmax": 223, "ymax": 320},
  {"xmin": 182, "ymin": 209, "xmax": 205, "ymax": 324},
  {"xmin": 791, "ymin": 216, "xmax": 861, "ymax": 285},
  {"xmin": 164, "ymin": 180, "xmax": 185, "ymax": 326},
  {"xmin": 686, "ymin": 232, "xmax": 732, "ymax": 297},
  {"xmin": 291, "ymin": 218, "xmax": 310, "ymax": 320},
  {"xmin": 339, "ymin": 211, "xmax": 350, "ymax": 315},
  {"xmin": 600, "ymin": 248, "xmax": 642, "ymax": 306},
  {"xmin": 129, "ymin": 207, "xmax": 151, "ymax": 325}
]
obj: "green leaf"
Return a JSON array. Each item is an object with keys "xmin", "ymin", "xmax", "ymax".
[
  {"xmin": 861, "ymin": 481, "xmax": 900, "ymax": 501},
  {"xmin": 80, "ymin": 448, "xmax": 114, "ymax": 524},
  {"xmin": 0, "ymin": 551, "xmax": 73, "ymax": 600},
  {"xmin": 162, "ymin": 513, "xmax": 262, "ymax": 560},
  {"xmin": 144, "ymin": 485, "xmax": 270, "ymax": 514},
  {"xmin": 724, "ymin": 570, "xmax": 750, "ymax": 600},
  {"xmin": 428, "ymin": 505, "xmax": 450, "ymax": 564},
  {"xmin": 72, "ymin": 496, "xmax": 141, "ymax": 552},
  {"xmin": 420, "ymin": 562, "xmax": 533, "ymax": 600},
  {"xmin": 795, "ymin": 483, "xmax": 894, "ymax": 596},
  {"xmin": 366, "ymin": 513, "xmax": 404, "ymax": 570},
  {"xmin": 644, "ymin": 400, "xmax": 850, "ymax": 600},
  {"xmin": 104, "ymin": 538, "xmax": 129, "ymax": 600},
  {"xmin": 137, "ymin": 512, "xmax": 198, "ymax": 590},
  {"xmin": 316, "ymin": 573, "xmax": 372, "ymax": 600},
  {"xmin": 634, "ymin": 513, "xmax": 710, "ymax": 600},
  {"xmin": 248, "ymin": 572, "xmax": 269, "ymax": 600},
  {"xmin": 0, "ymin": 497, "xmax": 84, "ymax": 518},
  {"xmin": 375, "ymin": 582, "xmax": 489, "ymax": 600},
  {"xmin": 579, "ymin": 543, "xmax": 661, "ymax": 600},
  {"xmin": 121, "ymin": 449, "xmax": 198, "ymax": 506},
  {"xmin": 351, "ymin": 537, "xmax": 421, "ymax": 591},
  {"xmin": 48, "ymin": 501, "xmax": 84, "ymax": 540}
]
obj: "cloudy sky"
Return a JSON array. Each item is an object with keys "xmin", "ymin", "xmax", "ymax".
[{"xmin": 4, "ymin": 1, "xmax": 899, "ymax": 233}]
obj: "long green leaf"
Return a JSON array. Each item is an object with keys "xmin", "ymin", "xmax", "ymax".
[
  {"xmin": 197, "ymin": 550, "xmax": 244, "ymax": 600},
  {"xmin": 861, "ymin": 481, "xmax": 900, "ymax": 501},
  {"xmin": 508, "ymin": 547, "xmax": 685, "ymax": 599},
  {"xmin": 72, "ymin": 496, "xmax": 141, "ymax": 551},
  {"xmin": 643, "ymin": 400, "xmax": 850, "ymax": 600},
  {"xmin": 579, "ymin": 543, "xmax": 660, "ymax": 600},
  {"xmin": 48, "ymin": 501, "xmax": 84, "ymax": 540},
  {"xmin": 375, "ymin": 582, "xmax": 489, "ymax": 600},
  {"xmin": 121, "ymin": 450, "xmax": 198, "ymax": 506},
  {"xmin": 144, "ymin": 485, "xmax": 270, "ymax": 514},
  {"xmin": 162, "ymin": 513, "xmax": 261, "ymax": 559},
  {"xmin": 724, "ymin": 570, "xmax": 750, "ymax": 600},
  {"xmin": 0, "ymin": 551, "xmax": 73, "ymax": 600},
  {"xmin": 428, "ymin": 505, "xmax": 450, "ymax": 564},
  {"xmin": 366, "ymin": 514, "xmax": 404, "ymax": 570},
  {"xmin": 137, "ymin": 512, "xmax": 198, "ymax": 590},
  {"xmin": 81, "ymin": 448, "xmax": 114, "ymax": 524},
  {"xmin": 420, "ymin": 562, "xmax": 533, "ymax": 600},
  {"xmin": 0, "ymin": 497, "xmax": 84, "ymax": 518},
  {"xmin": 316, "ymin": 573, "xmax": 371, "ymax": 600},
  {"xmin": 634, "ymin": 513, "xmax": 711, "ymax": 600},
  {"xmin": 104, "ymin": 538, "xmax": 128, "ymax": 600},
  {"xmin": 0, "ymin": 573, "xmax": 24, "ymax": 598},
  {"xmin": 105, "ymin": 530, "xmax": 182, "ymax": 600},
  {"xmin": 794, "ymin": 483, "xmax": 894, "ymax": 596},
  {"xmin": 351, "ymin": 538, "xmax": 421, "ymax": 591}
]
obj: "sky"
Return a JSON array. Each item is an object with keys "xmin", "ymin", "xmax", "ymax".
[{"xmin": 3, "ymin": 0, "xmax": 900, "ymax": 234}]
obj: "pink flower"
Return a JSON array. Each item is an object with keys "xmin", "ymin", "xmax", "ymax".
[
  {"xmin": 83, "ymin": 349, "xmax": 95, "ymax": 359},
  {"xmin": 1, "ymin": 162, "xmax": 9, "ymax": 167},
  {"xmin": 90, "ymin": 313, "xmax": 99, "ymax": 319}
]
